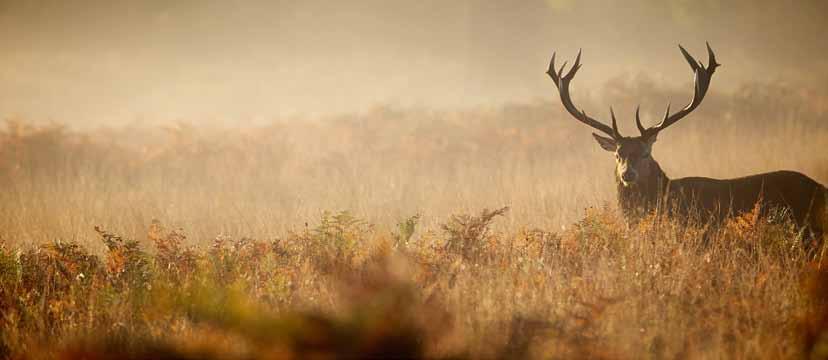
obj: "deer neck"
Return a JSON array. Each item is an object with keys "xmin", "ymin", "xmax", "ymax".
[{"xmin": 616, "ymin": 158, "xmax": 669, "ymax": 221}]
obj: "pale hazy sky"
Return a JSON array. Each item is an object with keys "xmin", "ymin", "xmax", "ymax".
[{"xmin": 1, "ymin": 0, "xmax": 826, "ymax": 125}]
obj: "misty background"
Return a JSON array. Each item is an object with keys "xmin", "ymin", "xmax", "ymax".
[
  {"xmin": 1, "ymin": 0, "xmax": 827, "ymax": 125},
  {"xmin": 0, "ymin": 0, "xmax": 826, "ymax": 259}
]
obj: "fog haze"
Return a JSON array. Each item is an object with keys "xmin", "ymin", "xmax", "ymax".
[{"xmin": 1, "ymin": 0, "xmax": 827, "ymax": 124}]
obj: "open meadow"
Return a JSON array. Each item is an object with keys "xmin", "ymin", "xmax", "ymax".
[{"xmin": 1, "ymin": 78, "xmax": 828, "ymax": 359}]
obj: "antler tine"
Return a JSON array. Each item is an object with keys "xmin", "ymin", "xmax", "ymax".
[
  {"xmin": 706, "ymin": 42, "xmax": 719, "ymax": 69},
  {"xmin": 641, "ymin": 43, "xmax": 719, "ymax": 138},
  {"xmin": 634, "ymin": 106, "xmax": 646, "ymax": 134},
  {"xmin": 546, "ymin": 53, "xmax": 559, "ymax": 86},
  {"xmin": 609, "ymin": 107, "xmax": 621, "ymax": 138},
  {"xmin": 558, "ymin": 61, "xmax": 568, "ymax": 80},
  {"xmin": 546, "ymin": 50, "xmax": 619, "ymax": 138},
  {"xmin": 662, "ymin": 103, "xmax": 671, "ymax": 122},
  {"xmin": 566, "ymin": 49, "xmax": 582, "ymax": 80},
  {"xmin": 678, "ymin": 45, "xmax": 700, "ymax": 72}
]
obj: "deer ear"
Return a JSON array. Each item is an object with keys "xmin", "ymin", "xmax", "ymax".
[{"xmin": 592, "ymin": 133, "xmax": 617, "ymax": 152}]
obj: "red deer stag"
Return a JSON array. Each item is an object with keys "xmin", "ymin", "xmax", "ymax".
[{"xmin": 547, "ymin": 43, "xmax": 826, "ymax": 244}]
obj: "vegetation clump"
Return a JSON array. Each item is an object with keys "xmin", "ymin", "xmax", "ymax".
[{"xmin": 0, "ymin": 206, "xmax": 824, "ymax": 359}]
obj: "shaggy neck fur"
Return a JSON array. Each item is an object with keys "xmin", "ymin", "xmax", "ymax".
[{"xmin": 616, "ymin": 159, "xmax": 670, "ymax": 224}]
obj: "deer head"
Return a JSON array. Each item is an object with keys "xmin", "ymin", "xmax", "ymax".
[{"xmin": 547, "ymin": 44, "xmax": 719, "ymax": 187}]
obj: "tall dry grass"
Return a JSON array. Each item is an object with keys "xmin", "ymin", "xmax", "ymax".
[
  {"xmin": 0, "ymin": 78, "xmax": 826, "ymax": 249},
  {"xmin": 0, "ymin": 77, "xmax": 827, "ymax": 358},
  {"xmin": 1, "ymin": 205, "xmax": 826, "ymax": 359}
]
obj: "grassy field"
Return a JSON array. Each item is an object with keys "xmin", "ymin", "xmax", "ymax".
[{"xmin": 1, "ymin": 78, "xmax": 828, "ymax": 358}]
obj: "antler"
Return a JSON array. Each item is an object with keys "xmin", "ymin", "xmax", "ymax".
[
  {"xmin": 547, "ymin": 50, "xmax": 621, "ymax": 139},
  {"xmin": 637, "ymin": 43, "xmax": 720, "ymax": 138}
]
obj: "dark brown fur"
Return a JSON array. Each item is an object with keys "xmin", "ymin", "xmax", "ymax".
[{"xmin": 618, "ymin": 156, "xmax": 827, "ymax": 243}]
